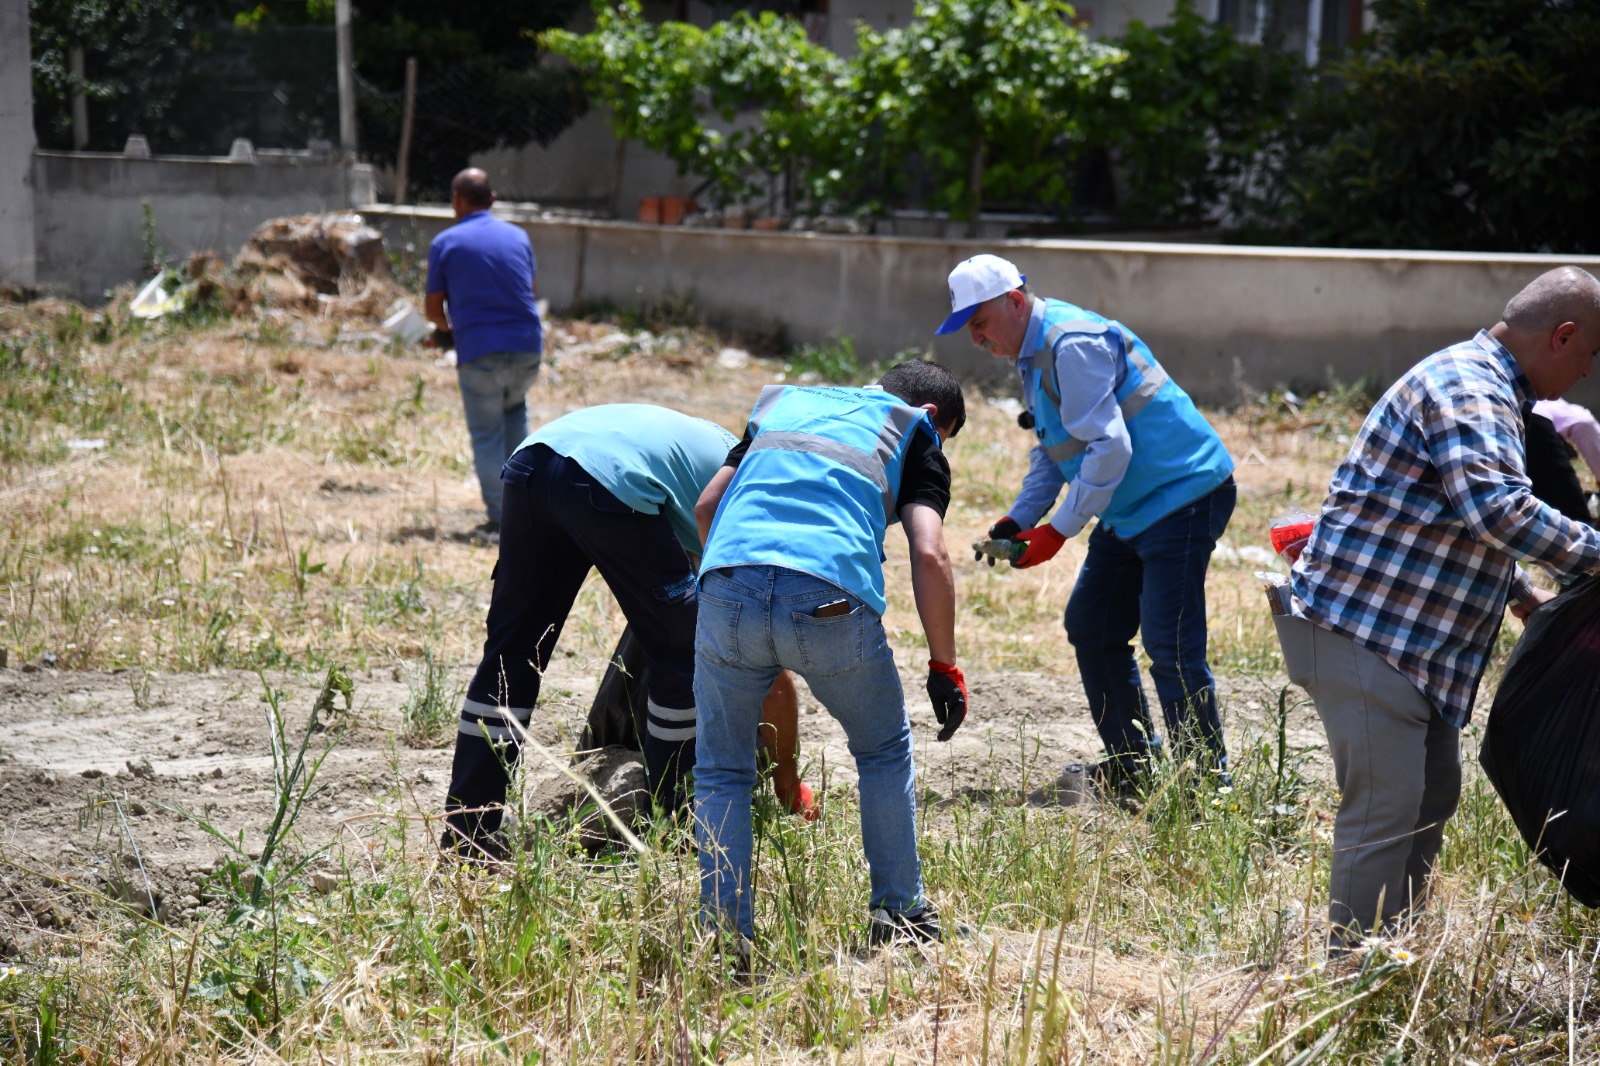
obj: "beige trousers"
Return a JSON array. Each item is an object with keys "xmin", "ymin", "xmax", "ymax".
[{"xmin": 1275, "ymin": 615, "xmax": 1462, "ymax": 948}]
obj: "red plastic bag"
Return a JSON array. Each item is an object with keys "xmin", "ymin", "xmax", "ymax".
[
  {"xmin": 1269, "ymin": 512, "xmax": 1317, "ymax": 564},
  {"xmin": 1479, "ymin": 574, "xmax": 1600, "ymax": 906}
]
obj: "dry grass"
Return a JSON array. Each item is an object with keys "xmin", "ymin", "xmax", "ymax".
[{"xmin": 2, "ymin": 291, "xmax": 1596, "ymax": 1063}]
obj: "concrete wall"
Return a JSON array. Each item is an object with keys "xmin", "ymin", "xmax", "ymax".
[
  {"xmin": 365, "ymin": 204, "xmax": 1600, "ymax": 409},
  {"xmin": 475, "ymin": 110, "xmax": 700, "ymax": 213},
  {"xmin": 33, "ymin": 150, "xmax": 376, "ymax": 302},
  {"xmin": 0, "ymin": 0, "xmax": 38, "ymax": 287}
]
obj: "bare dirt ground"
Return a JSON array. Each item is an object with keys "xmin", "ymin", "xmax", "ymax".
[
  {"xmin": 0, "ymin": 288, "xmax": 1347, "ymax": 962},
  {"xmin": 0, "ymin": 655, "xmax": 1322, "ymax": 951}
]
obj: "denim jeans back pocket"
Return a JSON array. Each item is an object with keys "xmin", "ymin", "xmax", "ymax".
[
  {"xmin": 792, "ymin": 607, "xmax": 865, "ymax": 677},
  {"xmin": 696, "ymin": 593, "xmax": 742, "ymax": 667}
]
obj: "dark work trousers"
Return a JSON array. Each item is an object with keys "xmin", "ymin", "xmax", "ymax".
[
  {"xmin": 1525, "ymin": 408, "xmax": 1591, "ymax": 527},
  {"xmin": 1065, "ymin": 477, "xmax": 1236, "ymax": 780},
  {"xmin": 444, "ymin": 444, "xmax": 700, "ymax": 849}
]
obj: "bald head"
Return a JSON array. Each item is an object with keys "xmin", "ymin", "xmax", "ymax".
[
  {"xmin": 1493, "ymin": 266, "xmax": 1600, "ymax": 400},
  {"xmin": 1501, "ymin": 266, "xmax": 1600, "ymax": 334},
  {"xmin": 451, "ymin": 169, "xmax": 494, "ymax": 212}
]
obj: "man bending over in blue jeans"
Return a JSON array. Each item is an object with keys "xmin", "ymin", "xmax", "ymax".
[{"xmin": 692, "ymin": 360, "xmax": 971, "ymax": 955}]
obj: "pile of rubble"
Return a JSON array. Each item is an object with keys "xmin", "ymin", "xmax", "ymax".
[
  {"xmin": 130, "ymin": 213, "xmax": 414, "ymax": 325},
  {"xmin": 231, "ymin": 212, "xmax": 406, "ymax": 318}
]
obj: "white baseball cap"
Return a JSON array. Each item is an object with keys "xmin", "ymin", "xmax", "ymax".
[{"xmin": 935, "ymin": 254, "xmax": 1026, "ymax": 335}]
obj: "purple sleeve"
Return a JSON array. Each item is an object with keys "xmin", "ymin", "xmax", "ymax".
[{"xmin": 425, "ymin": 237, "xmax": 446, "ymax": 295}]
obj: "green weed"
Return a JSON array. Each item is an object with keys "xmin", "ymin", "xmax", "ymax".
[{"xmin": 400, "ymin": 649, "xmax": 463, "ymax": 747}]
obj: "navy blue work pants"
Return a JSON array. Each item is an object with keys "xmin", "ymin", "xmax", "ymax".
[
  {"xmin": 1065, "ymin": 477, "xmax": 1236, "ymax": 778},
  {"xmin": 444, "ymin": 444, "xmax": 700, "ymax": 847}
]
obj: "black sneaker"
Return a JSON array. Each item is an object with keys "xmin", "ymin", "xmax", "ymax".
[
  {"xmin": 470, "ymin": 520, "xmax": 501, "ymax": 547},
  {"xmin": 438, "ymin": 826, "xmax": 510, "ymax": 867},
  {"xmin": 867, "ymin": 904, "xmax": 944, "ymax": 946},
  {"xmin": 1055, "ymin": 759, "xmax": 1146, "ymax": 811}
]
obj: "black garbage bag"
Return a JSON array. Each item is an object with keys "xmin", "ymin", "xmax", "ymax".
[
  {"xmin": 1479, "ymin": 573, "xmax": 1600, "ymax": 906},
  {"xmin": 580, "ymin": 625, "xmax": 648, "ymax": 752}
]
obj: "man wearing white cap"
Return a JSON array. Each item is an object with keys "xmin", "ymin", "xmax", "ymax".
[{"xmin": 937, "ymin": 254, "xmax": 1236, "ymax": 795}]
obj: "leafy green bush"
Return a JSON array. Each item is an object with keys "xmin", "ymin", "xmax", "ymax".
[
  {"xmin": 831, "ymin": 0, "xmax": 1123, "ymax": 222},
  {"xmin": 543, "ymin": 2, "xmax": 841, "ymax": 211},
  {"xmin": 1108, "ymin": 1, "xmax": 1308, "ymax": 228},
  {"xmin": 546, "ymin": 0, "xmax": 1121, "ymax": 221},
  {"xmin": 1283, "ymin": 0, "xmax": 1600, "ymax": 253}
]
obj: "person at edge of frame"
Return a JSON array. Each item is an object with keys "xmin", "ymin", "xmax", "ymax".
[{"xmin": 1276, "ymin": 266, "xmax": 1600, "ymax": 950}]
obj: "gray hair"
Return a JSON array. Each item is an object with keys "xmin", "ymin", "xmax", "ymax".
[{"xmin": 1502, "ymin": 266, "xmax": 1600, "ymax": 332}]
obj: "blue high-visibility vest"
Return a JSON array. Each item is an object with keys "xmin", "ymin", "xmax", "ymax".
[
  {"xmin": 702, "ymin": 385, "xmax": 937, "ymax": 615},
  {"xmin": 1024, "ymin": 299, "xmax": 1232, "ymax": 536}
]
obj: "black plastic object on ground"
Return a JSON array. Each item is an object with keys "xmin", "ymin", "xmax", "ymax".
[
  {"xmin": 581, "ymin": 626, "xmax": 648, "ymax": 752},
  {"xmin": 1479, "ymin": 573, "xmax": 1600, "ymax": 906}
]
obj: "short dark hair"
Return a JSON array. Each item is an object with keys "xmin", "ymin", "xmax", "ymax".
[
  {"xmin": 451, "ymin": 169, "xmax": 494, "ymax": 209},
  {"xmin": 879, "ymin": 359, "xmax": 966, "ymax": 439}
]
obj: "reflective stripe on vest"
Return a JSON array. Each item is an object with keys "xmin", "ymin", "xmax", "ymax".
[
  {"xmin": 747, "ymin": 386, "xmax": 926, "ymax": 520},
  {"xmin": 1037, "ymin": 319, "xmax": 1170, "ymax": 464}
]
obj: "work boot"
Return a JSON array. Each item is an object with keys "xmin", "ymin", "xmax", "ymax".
[
  {"xmin": 1055, "ymin": 759, "xmax": 1145, "ymax": 811},
  {"xmin": 438, "ymin": 824, "xmax": 511, "ymax": 868},
  {"xmin": 867, "ymin": 903, "xmax": 944, "ymax": 946}
]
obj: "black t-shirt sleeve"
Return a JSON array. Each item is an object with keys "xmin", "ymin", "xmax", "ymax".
[
  {"xmin": 724, "ymin": 425, "xmax": 950, "ymax": 519},
  {"xmin": 895, "ymin": 427, "xmax": 951, "ymax": 519},
  {"xmin": 723, "ymin": 429, "xmax": 753, "ymax": 468}
]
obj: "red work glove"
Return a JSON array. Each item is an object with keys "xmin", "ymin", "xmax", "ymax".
[
  {"xmin": 1014, "ymin": 523, "xmax": 1066, "ymax": 568},
  {"xmin": 927, "ymin": 660, "xmax": 968, "ymax": 741}
]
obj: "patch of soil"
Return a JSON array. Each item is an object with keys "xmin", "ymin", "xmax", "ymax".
[{"xmin": 0, "ymin": 660, "xmax": 1324, "ymax": 957}]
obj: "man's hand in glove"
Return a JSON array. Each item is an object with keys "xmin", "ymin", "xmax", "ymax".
[
  {"xmin": 927, "ymin": 660, "xmax": 968, "ymax": 741},
  {"xmin": 975, "ymin": 516, "xmax": 1022, "ymax": 566},
  {"xmin": 1014, "ymin": 524, "xmax": 1066, "ymax": 569}
]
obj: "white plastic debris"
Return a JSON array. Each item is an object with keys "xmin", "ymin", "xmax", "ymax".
[
  {"xmin": 381, "ymin": 302, "xmax": 428, "ymax": 344},
  {"xmin": 130, "ymin": 273, "xmax": 186, "ymax": 319}
]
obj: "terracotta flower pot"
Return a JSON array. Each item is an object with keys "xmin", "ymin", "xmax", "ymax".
[
  {"xmin": 638, "ymin": 196, "xmax": 662, "ymax": 224},
  {"xmin": 660, "ymin": 196, "xmax": 694, "ymax": 225}
]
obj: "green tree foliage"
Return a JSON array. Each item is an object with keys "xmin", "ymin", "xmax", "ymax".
[
  {"xmin": 548, "ymin": 0, "xmax": 1122, "ymax": 220},
  {"xmin": 1109, "ymin": 0, "xmax": 1307, "ymax": 227},
  {"xmin": 30, "ymin": 0, "xmax": 192, "ymax": 151},
  {"xmin": 544, "ymin": 2, "xmax": 841, "ymax": 210},
  {"xmin": 843, "ymin": 0, "xmax": 1123, "ymax": 220},
  {"xmin": 1285, "ymin": 0, "xmax": 1600, "ymax": 253}
]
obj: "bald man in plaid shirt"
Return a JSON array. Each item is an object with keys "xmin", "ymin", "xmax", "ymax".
[{"xmin": 1276, "ymin": 267, "xmax": 1600, "ymax": 950}]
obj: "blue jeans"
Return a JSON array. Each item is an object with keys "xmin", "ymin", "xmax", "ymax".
[
  {"xmin": 457, "ymin": 350, "xmax": 542, "ymax": 524},
  {"xmin": 694, "ymin": 565, "xmax": 924, "ymax": 939},
  {"xmin": 1065, "ymin": 477, "xmax": 1236, "ymax": 774}
]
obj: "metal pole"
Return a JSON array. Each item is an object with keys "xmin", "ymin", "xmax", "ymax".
[
  {"xmin": 335, "ymin": 0, "xmax": 356, "ymax": 158},
  {"xmin": 395, "ymin": 57, "xmax": 417, "ymax": 204}
]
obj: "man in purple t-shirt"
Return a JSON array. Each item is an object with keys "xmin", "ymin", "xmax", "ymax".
[{"xmin": 426, "ymin": 168, "xmax": 544, "ymax": 542}]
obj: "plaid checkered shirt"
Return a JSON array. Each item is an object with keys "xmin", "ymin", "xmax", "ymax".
[{"xmin": 1290, "ymin": 330, "xmax": 1600, "ymax": 727}]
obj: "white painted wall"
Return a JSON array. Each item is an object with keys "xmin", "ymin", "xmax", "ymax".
[
  {"xmin": 0, "ymin": 0, "xmax": 38, "ymax": 287},
  {"xmin": 363, "ymin": 204, "xmax": 1600, "ymax": 411}
]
